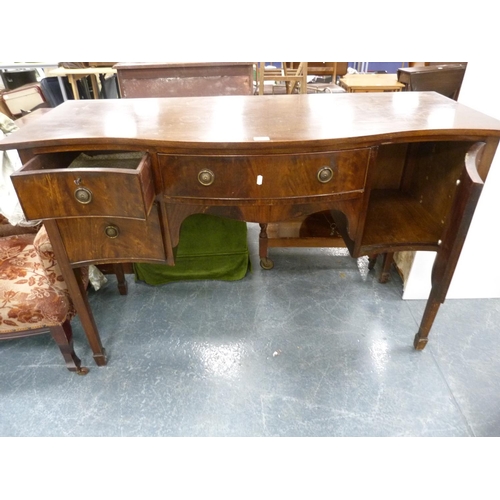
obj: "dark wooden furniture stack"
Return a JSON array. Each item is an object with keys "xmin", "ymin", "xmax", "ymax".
[
  {"xmin": 1, "ymin": 92, "xmax": 499, "ymax": 367},
  {"xmin": 397, "ymin": 63, "xmax": 467, "ymax": 100},
  {"xmin": 114, "ymin": 62, "xmax": 254, "ymax": 98}
]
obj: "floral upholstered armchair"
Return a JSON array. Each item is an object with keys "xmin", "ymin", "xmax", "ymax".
[
  {"xmin": 0, "ymin": 224, "xmax": 89, "ymax": 374},
  {"xmin": 1, "ymin": 111, "xmax": 97, "ymax": 374}
]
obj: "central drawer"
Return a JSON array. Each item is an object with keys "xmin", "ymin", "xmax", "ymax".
[
  {"xmin": 11, "ymin": 151, "xmax": 154, "ymax": 220},
  {"xmin": 159, "ymin": 149, "xmax": 370, "ymax": 200}
]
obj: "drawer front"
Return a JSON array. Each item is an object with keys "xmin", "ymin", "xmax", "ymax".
[
  {"xmin": 159, "ymin": 149, "xmax": 370, "ymax": 200},
  {"xmin": 12, "ymin": 152, "xmax": 154, "ymax": 220},
  {"xmin": 56, "ymin": 205, "xmax": 165, "ymax": 265}
]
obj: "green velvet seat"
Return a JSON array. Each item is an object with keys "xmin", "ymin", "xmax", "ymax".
[{"xmin": 134, "ymin": 214, "xmax": 251, "ymax": 285}]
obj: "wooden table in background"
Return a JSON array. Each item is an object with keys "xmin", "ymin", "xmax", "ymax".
[
  {"xmin": 340, "ymin": 73, "xmax": 405, "ymax": 93},
  {"xmin": 46, "ymin": 67, "xmax": 116, "ymax": 101}
]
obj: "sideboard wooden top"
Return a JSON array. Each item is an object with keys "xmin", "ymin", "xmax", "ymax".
[{"xmin": 2, "ymin": 92, "xmax": 500, "ymax": 152}]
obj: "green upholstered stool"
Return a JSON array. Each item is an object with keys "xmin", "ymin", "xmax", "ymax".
[{"xmin": 134, "ymin": 214, "xmax": 251, "ymax": 285}]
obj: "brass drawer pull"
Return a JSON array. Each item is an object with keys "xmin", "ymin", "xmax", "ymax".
[
  {"xmin": 105, "ymin": 225, "xmax": 120, "ymax": 238},
  {"xmin": 74, "ymin": 187, "xmax": 93, "ymax": 204},
  {"xmin": 198, "ymin": 169, "xmax": 215, "ymax": 186},
  {"xmin": 317, "ymin": 166, "xmax": 334, "ymax": 183}
]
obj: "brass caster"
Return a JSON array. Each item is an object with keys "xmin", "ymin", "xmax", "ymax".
[
  {"xmin": 76, "ymin": 367, "xmax": 90, "ymax": 375},
  {"xmin": 260, "ymin": 257, "xmax": 274, "ymax": 270}
]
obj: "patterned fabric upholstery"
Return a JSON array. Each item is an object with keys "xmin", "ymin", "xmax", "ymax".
[
  {"xmin": 0, "ymin": 226, "xmax": 77, "ymax": 334},
  {"xmin": 0, "ymin": 213, "xmax": 39, "ymax": 238}
]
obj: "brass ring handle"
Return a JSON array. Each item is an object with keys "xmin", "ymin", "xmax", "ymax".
[
  {"xmin": 74, "ymin": 187, "xmax": 93, "ymax": 204},
  {"xmin": 317, "ymin": 166, "xmax": 334, "ymax": 183},
  {"xmin": 104, "ymin": 225, "xmax": 120, "ymax": 239},
  {"xmin": 198, "ymin": 169, "xmax": 215, "ymax": 186}
]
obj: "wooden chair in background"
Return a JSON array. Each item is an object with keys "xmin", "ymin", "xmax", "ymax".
[
  {"xmin": 257, "ymin": 63, "xmax": 308, "ymax": 95},
  {"xmin": 281, "ymin": 62, "xmax": 308, "ymax": 94}
]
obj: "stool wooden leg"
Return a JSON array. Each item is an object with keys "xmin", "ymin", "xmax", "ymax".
[
  {"xmin": 379, "ymin": 252, "xmax": 394, "ymax": 283},
  {"xmin": 368, "ymin": 254, "xmax": 378, "ymax": 270},
  {"xmin": 113, "ymin": 263, "xmax": 128, "ymax": 295},
  {"xmin": 259, "ymin": 223, "xmax": 274, "ymax": 269},
  {"xmin": 49, "ymin": 321, "xmax": 89, "ymax": 375}
]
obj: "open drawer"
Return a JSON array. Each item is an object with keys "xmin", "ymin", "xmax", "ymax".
[{"xmin": 11, "ymin": 151, "xmax": 155, "ymax": 220}]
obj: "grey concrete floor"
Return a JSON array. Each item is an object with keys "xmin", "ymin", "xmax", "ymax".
[{"xmin": 2, "ymin": 223, "xmax": 500, "ymax": 437}]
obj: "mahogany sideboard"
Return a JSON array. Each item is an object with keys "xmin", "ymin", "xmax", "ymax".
[{"xmin": 1, "ymin": 91, "xmax": 500, "ymax": 367}]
